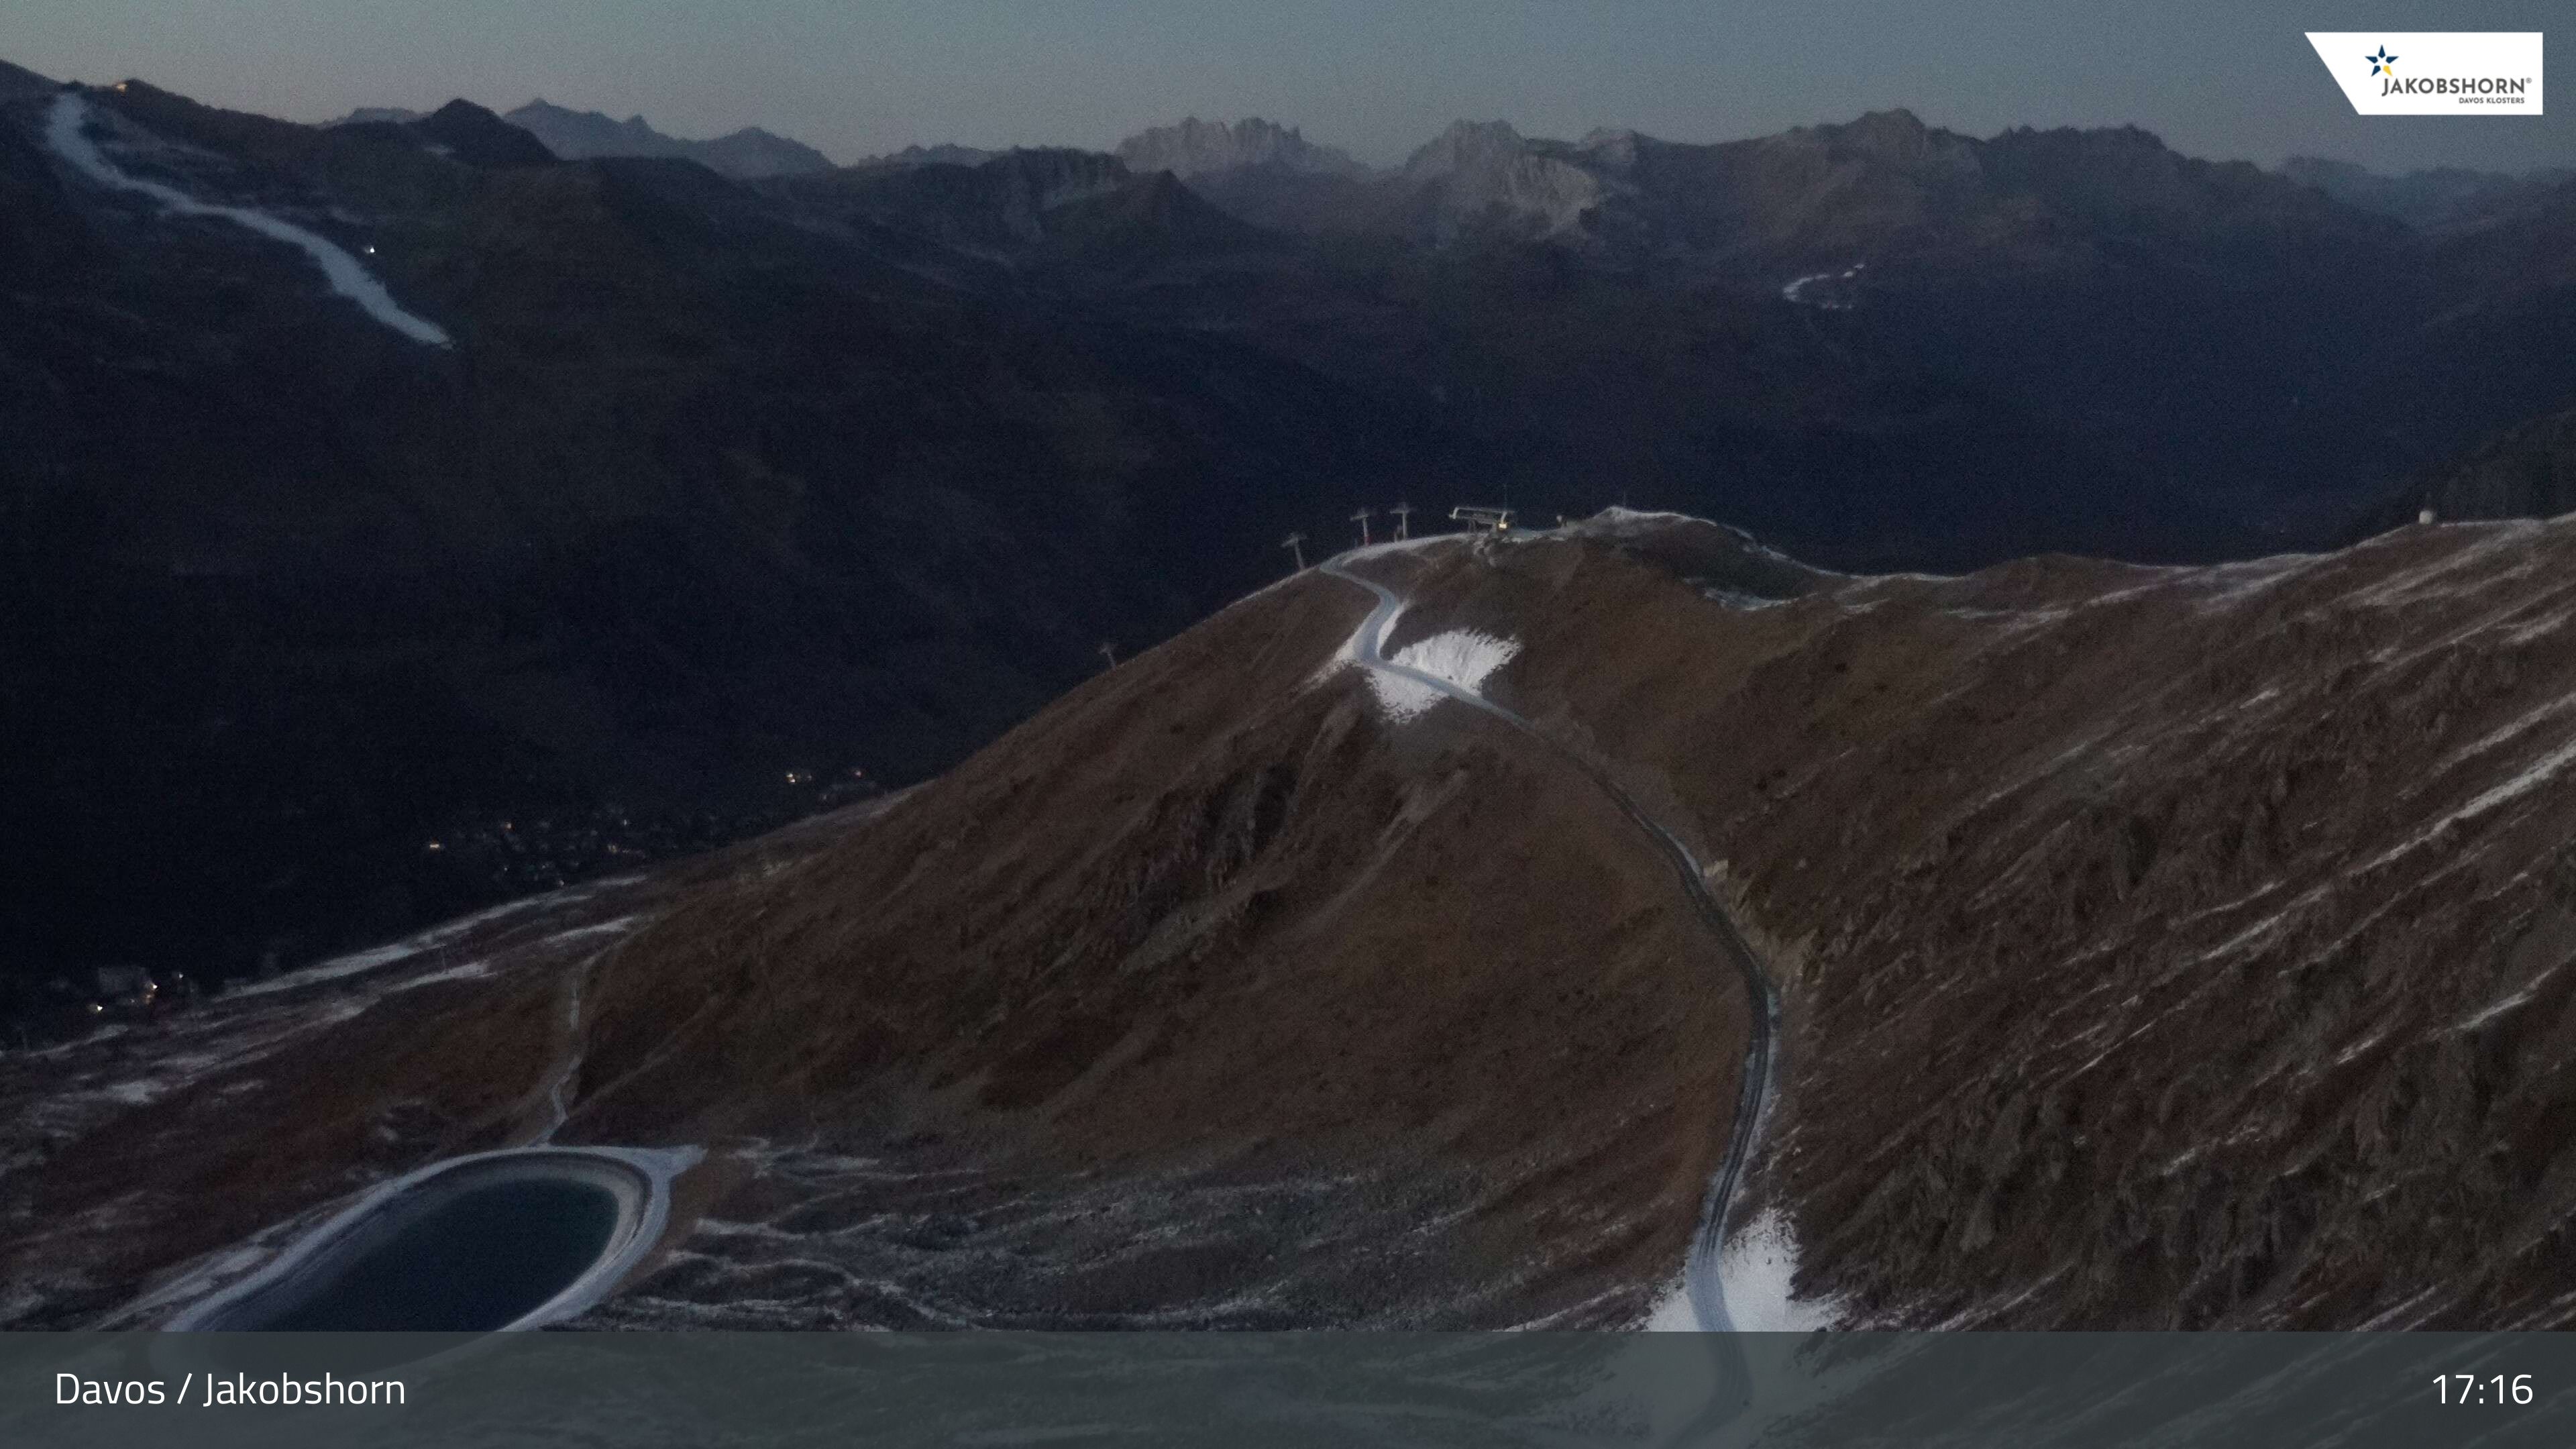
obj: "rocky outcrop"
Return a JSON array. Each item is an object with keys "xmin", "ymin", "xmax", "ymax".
[
  {"xmin": 860, "ymin": 142, "xmax": 996, "ymax": 168},
  {"xmin": 1115, "ymin": 116, "xmax": 1366, "ymax": 179},
  {"xmin": 1396, "ymin": 120, "xmax": 1605, "ymax": 240}
]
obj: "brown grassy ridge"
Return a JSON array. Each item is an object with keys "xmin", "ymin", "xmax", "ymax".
[{"xmin": 15, "ymin": 513, "xmax": 2576, "ymax": 1330}]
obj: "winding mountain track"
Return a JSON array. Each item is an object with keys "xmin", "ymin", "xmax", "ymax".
[{"xmin": 1320, "ymin": 551, "xmax": 1782, "ymax": 1333}]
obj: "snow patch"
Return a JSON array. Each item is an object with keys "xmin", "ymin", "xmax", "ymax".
[
  {"xmin": 1782, "ymin": 260, "xmax": 1865, "ymax": 310},
  {"xmin": 45, "ymin": 93, "xmax": 451, "ymax": 345},
  {"xmin": 225, "ymin": 942, "xmax": 420, "ymax": 998},
  {"xmin": 225, "ymin": 887, "xmax": 580, "ymax": 999},
  {"xmin": 1642, "ymin": 1275, "xmax": 1702, "ymax": 1332},
  {"xmin": 1645, "ymin": 1208, "xmax": 1837, "ymax": 1332},
  {"xmin": 2182, "ymin": 554, "xmax": 2308, "ymax": 611},
  {"xmin": 1335, "ymin": 600, "xmax": 1403, "ymax": 668},
  {"xmin": 546, "ymin": 914, "xmax": 643, "ymax": 945},
  {"xmin": 1307, "ymin": 577, "xmax": 1523, "ymax": 724},
  {"xmin": 538, "ymin": 963, "xmax": 591, "ymax": 1142},
  {"xmin": 2453, "ymin": 962, "xmax": 2561, "ymax": 1034},
  {"xmin": 2346, "ymin": 522, "xmax": 2538, "ymax": 610},
  {"xmin": 383, "ymin": 959, "xmax": 492, "ymax": 994},
  {"xmin": 1362, "ymin": 629, "xmax": 1521, "ymax": 722},
  {"xmin": 2450, "ymin": 692, "xmax": 2576, "ymax": 768},
  {"xmin": 1716, "ymin": 1209, "xmax": 1837, "ymax": 1332},
  {"xmin": 2367, "ymin": 729, "xmax": 2576, "ymax": 870}
]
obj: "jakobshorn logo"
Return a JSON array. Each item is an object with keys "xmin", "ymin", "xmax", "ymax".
[{"xmin": 2306, "ymin": 32, "xmax": 2543, "ymax": 115}]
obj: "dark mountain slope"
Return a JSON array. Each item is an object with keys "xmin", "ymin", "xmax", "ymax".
[
  {"xmin": 2353, "ymin": 396, "xmax": 2576, "ymax": 535},
  {"xmin": 777, "ymin": 147, "xmax": 1135, "ymax": 252},
  {"xmin": 13, "ymin": 68, "xmax": 2576, "ymax": 1040},
  {"xmin": 13, "ymin": 513, "xmax": 2576, "ymax": 1333},
  {"xmin": 1156, "ymin": 110, "xmax": 2576, "ymax": 532},
  {"xmin": 2280, "ymin": 155, "xmax": 2576, "ymax": 232},
  {"xmin": 408, "ymin": 99, "xmax": 555, "ymax": 168},
  {"xmin": 0, "ymin": 78, "xmax": 1481, "ymax": 1002},
  {"xmin": 1077, "ymin": 227, "xmax": 2261, "ymax": 570}
]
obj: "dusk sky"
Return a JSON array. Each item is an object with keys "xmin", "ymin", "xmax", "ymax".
[{"xmin": 12, "ymin": 1, "xmax": 2570, "ymax": 172}]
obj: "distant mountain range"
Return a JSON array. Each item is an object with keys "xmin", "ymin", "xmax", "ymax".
[
  {"xmin": 1114, "ymin": 116, "xmax": 1364, "ymax": 178},
  {"xmin": 330, "ymin": 98, "xmax": 835, "ymax": 178},
  {"xmin": 321, "ymin": 97, "xmax": 2576, "ymax": 246},
  {"xmin": 2278, "ymin": 155, "xmax": 2575, "ymax": 232},
  {"xmin": 9, "ymin": 64, "xmax": 2576, "ymax": 1024},
  {"xmin": 857, "ymin": 142, "xmax": 998, "ymax": 168},
  {"xmin": 1083, "ymin": 107, "xmax": 2576, "ymax": 543},
  {"xmin": 503, "ymin": 99, "xmax": 833, "ymax": 178}
]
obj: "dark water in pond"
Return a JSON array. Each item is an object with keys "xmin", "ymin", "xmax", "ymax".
[{"xmin": 244, "ymin": 1177, "xmax": 623, "ymax": 1331}]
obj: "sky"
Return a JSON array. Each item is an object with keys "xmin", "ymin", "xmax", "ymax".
[{"xmin": 10, "ymin": 1, "xmax": 2570, "ymax": 174}]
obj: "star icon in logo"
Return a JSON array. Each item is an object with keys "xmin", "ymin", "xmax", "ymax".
[{"xmin": 2367, "ymin": 46, "xmax": 2398, "ymax": 76}]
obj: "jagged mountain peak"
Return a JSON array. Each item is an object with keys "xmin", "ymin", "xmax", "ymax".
[
  {"xmin": 1114, "ymin": 116, "xmax": 1367, "ymax": 178},
  {"xmin": 1403, "ymin": 117, "xmax": 1530, "ymax": 178},
  {"xmin": 1391, "ymin": 119, "xmax": 1603, "ymax": 239},
  {"xmin": 861, "ymin": 142, "xmax": 999, "ymax": 168},
  {"xmin": 1780, "ymin": 107, "xmax": 1971, "ymax": 168},
  {"xmin": 1573, "ymin": 127, "xmax": 1645, "ymax": 174}
]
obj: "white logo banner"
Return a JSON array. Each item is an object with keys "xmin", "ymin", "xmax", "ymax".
[{"xmin": 2305, "ymin": 32, "xmax": 2542, "ymax": 115}]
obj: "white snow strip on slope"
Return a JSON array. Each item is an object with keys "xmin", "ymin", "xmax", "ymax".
[
  {"xmin": 224, "ymin": 890, "xmax": 555, "ymax": 998},
  {"xmin": 539, "ymin": 962, "xmax": 590, "ymax": 1142},
  {"xmin": 1643, "ymin": 1206, "xmax": 1836, "ymax": 1332},
  {"xmin": 45, "ymin": 93, "xmax": 451, "ymax": 345},
  {"xmin": 2365, "ymin": 730, "xmax": 2576, "ymax": 871},
  {"xmin": 1364, "ymin": 629, "xmax": 1521, "ymax": 722},
  {"xmin": 1322, "ymin": 598, "xmax": 1403, "ymax": 671},
  {"xmin": 2449, "ymin": 691, "xmax": 2576, "ymax": 768},
  {"xmin": 223, "ymin": 941, "xmax": 421, "ymax": 998},
  {"xmin": 2346, "ymin": 521, "xmax": 2538, "ymax": 610},
  {"xmin": 383, "ymin": 958, "xmax": 492, "ymax": 994},
  {"xmin": 2453, "ymin": 959, "xmax": 2565, "ymax": 1034}
]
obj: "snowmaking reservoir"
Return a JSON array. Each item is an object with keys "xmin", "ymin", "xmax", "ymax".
[{"xmin": 169, "ymin": 1147, "xmax": 692, "ymax": 1332}]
